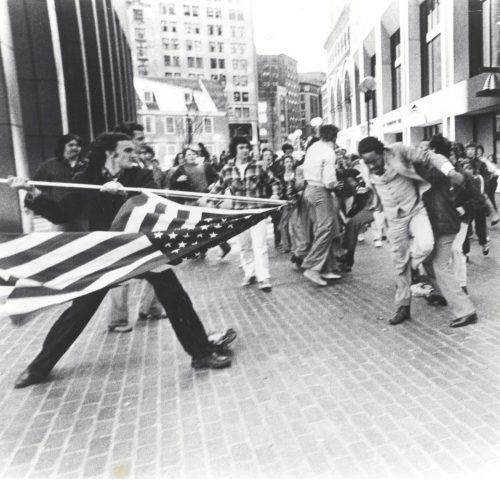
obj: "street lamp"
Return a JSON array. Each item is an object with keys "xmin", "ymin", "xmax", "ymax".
[{"xmin": 359, "ymin": 76, "xmax": 377, "ymax": 136}]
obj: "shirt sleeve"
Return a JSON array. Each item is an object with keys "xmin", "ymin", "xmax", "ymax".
[{"xmin": 322, "ymin": 151, "xmax": 337, "ymax": 189}]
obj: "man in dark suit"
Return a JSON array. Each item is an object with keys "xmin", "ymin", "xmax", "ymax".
[{"xmin": 8, "ymin": 132, "xmax": 235, "ymax": 388}]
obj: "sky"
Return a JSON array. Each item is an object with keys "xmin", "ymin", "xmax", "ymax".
[{"xmin": 252, "ymin": 0, "xmax": 332, "ymax": 73}]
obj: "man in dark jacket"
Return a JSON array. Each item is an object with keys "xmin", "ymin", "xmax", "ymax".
[{"xmin": 8, "ymin": 132, "xmax": 235, "ymax": 388}]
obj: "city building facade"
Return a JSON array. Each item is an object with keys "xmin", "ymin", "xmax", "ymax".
[
  {"xmin": 323, "ymin": 0, "xmax": 500, "ymax": 157},
  {"xmin": 135, "ymin": 77, "xmax": 229, "ymax": 168},
  {"xmin": 0, "ymin": 0, "xmax": 135, "ymax": 231},
  {"xmin": 299, "ymin": 72, "xmax": 326, "ymax": 138},
  {"xmin": 125, "ymin": 0, "xmax": 259, "ymax": 142},
  {"xmin": 257, "ymin": 53, "xmax": 301, "ymax": 150}
]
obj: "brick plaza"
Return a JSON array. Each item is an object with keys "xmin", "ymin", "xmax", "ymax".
[{"xmin": 0, "ymin": 226, "xmax": 498, "ymax": 478}]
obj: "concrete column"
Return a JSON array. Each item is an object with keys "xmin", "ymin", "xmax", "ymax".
[
  {"xmin": 375, "ymin": 22, "xmax": 392, "ymax": 115},
  {"xmin": 0, "ymin": 0, "xmax": 32, "ymax": 232},
  {"xmin": 452, "ymin": 0, "xmax": 469, "ymax": 84},
  {"xmin": 401, "ymin": 0, "xmax": 422, "ymax": 103}
]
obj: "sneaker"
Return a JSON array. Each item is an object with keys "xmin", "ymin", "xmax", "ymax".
[
  {"xmin": 410, "ymin": 282, "xmax": 434, "ymax": 297},
  {"xmin": 191, "ymin": 352, "xmax": 231, "ymax": 369},
  {"xmin": 374, "ymin": 239, "xmax": 383, "ymax": 248},
  {"xmin": 482, "ymin": 242, "xmax": 490, "ymax": 256},
  {"xmin": 321, "ymin": 272, "xmax": 342, "ymax": 280},
  {"xmin": 258, "ymin": 280, "xmax": 272, "ymax": 292},
  {"xmin": 241, "ymin": 275, "xmax": 257, "ymax": 287},
  {"xmin": 303, "ymin": 269, "xmax": 327, "ymax": 286},
  {"xmin": 108, "ymin": 324, "xmax": 133, "ymax": 333}
]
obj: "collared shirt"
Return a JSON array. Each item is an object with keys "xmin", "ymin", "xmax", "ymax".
[
  {"xmin": 370, "ymin": 166, "xmax": 422, "ymax": 219},
  {"xmin": 302, "ymin": 140, "xmax": 337, "ymax": 189},
  {"xmin": 211, "ymin": 160, "xmax": 280, "ymax": 209}
]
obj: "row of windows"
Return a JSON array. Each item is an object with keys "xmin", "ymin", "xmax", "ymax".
[
  {"xmin": 142, "ymin": 115, "xmax": 214, "ymax": 135},
  {"xmin": 233, "ymin": 91, "xmax": 249, "ymax": 102},
  {"xmin": 228, "ymin": 107, "xmax": 251, "ymax": 119},
  {"xmin": 156, "ymin": 4, "xmax": 245, "ymax": 20},
  {"xmin": 187, "ymin": 57, "xmax": 204, "ymax": 68},
  {"xmin": 210, "ymin": 58, "xmax": 226, "ymax": 69},
  {"xmin": 155, "ymin": 21, "xmax": 245, "ymax": 38}
]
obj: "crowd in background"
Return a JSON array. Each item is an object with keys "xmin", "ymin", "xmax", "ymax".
[{"xmin": 25, "ymin": 121, "xmax": 499, "ymax": 330}]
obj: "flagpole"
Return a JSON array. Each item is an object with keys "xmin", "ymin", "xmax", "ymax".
[{"xmin": 0, "ymin": 178, "xmax": 287, "ymax": 206}]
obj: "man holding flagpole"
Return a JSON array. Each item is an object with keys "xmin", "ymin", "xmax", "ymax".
[{"xmin": 6, "ymin": 132, "xmax": 237, "ymax": 388}]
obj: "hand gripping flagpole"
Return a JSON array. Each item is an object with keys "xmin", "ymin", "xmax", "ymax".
[{"xmin": 0, "ymin": 178, "xmax": 287, "ymax": 206}]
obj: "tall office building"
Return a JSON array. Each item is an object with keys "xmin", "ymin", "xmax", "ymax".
[
  {"xmin": 299, "ymin": 72, "xmax": 326, "ymax": 138},
  {"xmin": 323, "ymin": 0, "xmax": 500, "ymax": 155},
  {"xmin": 0, "ymin": 0, "xmax": 135, "ymax": 231},
  {"xmin": 257, "ymin": 54, "xmax": 300, "ymax": 150},
  {"xmin": 125, "ymin": 0, "xmax": 259, "ymax": 141}
]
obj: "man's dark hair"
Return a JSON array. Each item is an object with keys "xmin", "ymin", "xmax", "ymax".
[
  {"xmin": 464, "ymin": 141, "xmax": 477, "ymax": 150},
  {"xmin": 476, "ymin": 143, "xmax": 484, "ymax": 155},
  {"xmin": 87, "ymin": 132, "xmax": 130, "ymax": 170},
  {"xmin": 55, "ymin": 133, "xmax": 82, "ymax": 159},
  {"xmin": 451, "ymin": 142, "xmax": 465, "ymax": 160},
  {"xmin": 358, "ymin": 136, "xmax": 385, "ymax": 156},
  {"xmin": 319, "ymin": 124, "xmax": 339, "ymax": 142},
  {"xmin": 229, "ymin": 135, "xmax": 251, "ymax": 158},
  {"xmin": 114, "ymin": 122, "xmax": 144, "ymax": 137},
  {"xmin": 282, "ymin": 143, "xmax": 294, "ymax": 152},
  {"xmin": 429, "ymin": 134, "xmax": 451, "ymax": 157},
  {"xmin": 140, "ymin": 145, "xmax": 155, "ymax": 156}
]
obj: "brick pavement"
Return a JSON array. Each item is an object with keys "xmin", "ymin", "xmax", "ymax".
[{"xmin": 0, "ymin": 222, "xmax": 499, "ymax": 478}]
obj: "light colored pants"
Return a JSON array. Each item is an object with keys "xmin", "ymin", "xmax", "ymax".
[
  {"xmin": 238, "ymin": 219, "xmax": 270, "ymax": 281},
  {"xmin": 451, "ymin": 222, "xmax": 469, "ymax": 288},
  {"xmin": 372, "ymin": 210, "xmax": 387, "ymax": 241},
  {"xmin": 291, "ymin": 194, "xmax": 313, "ymax": 259},
  {"xmin": 386, "ymin": 208, "xmax": 434, "ymax": 308},
  {"xmin": 301, "ymin": 185, "xmax": 341, "ymax": 272},
  {"xmin": 432, "ymin": 233, "xmax": 475, "ymax": 318},
  {"xmin": 107, "ymin": 282, "xmax": 132, "ymax": 327},
  {"xmin": 139, "ymin": 280, "xmax": 165, "ymax": 316}
]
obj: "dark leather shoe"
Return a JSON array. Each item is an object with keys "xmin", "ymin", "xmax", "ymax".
[
  {"xmin": 450, "ymin": 312, "xmax": 478, "ymax": 328},
  {"xmin": 338, "ymin": 263, "xmax": 352, "ymax": 273},
  {"xmin": 424, "ymin": 292, "xmax": 448, "ymax": 306},
  {"xmin": 14, "ymin": 368, "xmax": 49, "ymax": 389},
  {"xmin": 191, "ymin": 352, "xmax": 231, "ymax": 369},
  {"xmin": 389, "ymin": 306, "xmax": 410, "ymax": 325}
]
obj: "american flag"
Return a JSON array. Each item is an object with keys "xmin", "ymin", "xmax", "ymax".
[{"xmin": 0, "ymin": 193, "xmax": 278, "ymax": 320}]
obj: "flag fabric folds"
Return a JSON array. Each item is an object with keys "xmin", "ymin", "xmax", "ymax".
[{"xmin": 0, "ymin": 193, "xmax": 279, "ymax": 320}]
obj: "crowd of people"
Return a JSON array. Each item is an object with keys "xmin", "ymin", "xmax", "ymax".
[{"xmin": 6, "ymin": 120, "xmax": 499, "ymax": 388}]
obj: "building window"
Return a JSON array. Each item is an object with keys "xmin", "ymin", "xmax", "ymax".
[
  {"xmin": 160, "ymin": 3, "xmax": 167, "ymax": 15},
  {"xmin": 165, "ymin": 72, "xmax": 172, "ymax": 77},
  {"xmin": 242, "ymin": 107, "xmax": 250, "ymax": 118},
  {"xmin": 138, "ymin": 65, "xmax": 148, "ymax": 76},
  {"xmin": 390, "ymin": 29, "xmax": 402, "ymax": 109},
  {"xmin": 218, "ymin": 59, "xmax": 225, "ymax": 69},
  {"xmin": 209, "ymin": 41, "xmax": 216, "ymax": 52},
  {"xmin": 167, "ymin": 3, "xmax": 175, "ymax": 15},
  {"xmin": 137, "ymin": 47, "xmax": 146, "ymax": 58},
  {"xmin": 208, "ymin": 24, "xmax": 215, "ymax": 35},
  {"xmin": 235, "ymin": 108, "xmax": 242, "ymax": 118},
  {"xmin": 194, "ymin": 40, "xmax": 202, "ymax": 51},
  {"xmin": 234, "ymin": 91, "xmax": 241, "ymax": 101},
  {"xmin": 233, "ymin": 75, "xmax": 240, "ymax": 86},
  {"xmin": 240, "ymin": 75, "xmax": 248, "ymax": 86},
  {"xmin": 196, "ymin": 57, "xmax": 203, "ymax": 68},
  {"xmin": 217, "ymin": 25, "xmax": 223, "ymax": 35},
  {"xmin": 164, "ymin": 55, "xmax": 171, "ymax": 66},
  {"xmin": 211, "ymin": 74, "xmax": 218, "ymax": 80},
  {"xmin": 192, "ymin": 6, "xmax": 199, "ymax": 16},
  {"xmin": 242, "ymin": 92, "xmax": 249, "ymax": 102},
  {"xmin": 214, "ymin": 8, "xmax": 221, "ymax": 18},
  {"xmin": 144, "ymin": 116, "xmax": 155, "ymax": 134},
  {"xmin": 203, "ymin": 118, "xmax": 213, "ymax": 133},
  {"xmin": 165, "ymin": 117, "xmax": 175, "ymax": 133},
  {"xmin": 207, "ymin": 7, "xmax": 214, "ymax": 17},
  {"xmin": 232, "ymin": 59, "xmax": 239, "ymax": 70},
  {"xmin": 240, "ymin": 59, "xmax": 247, "ymax": 70},
  {"xmin": 135, "ymin": 28, "xmax": 145, "ymax": 40},
  {"xmin": 420, "ymin": 0, "xmax": 442, "ymax": 95},
  {"xmin": 183, "ymin": 4, "xmax": 190, "ymax": 15},
  {"xmin": 344, "ymin": 72, "xmax": 352, "ymax": 128},
  {"xmin": 210, "ymin": 58, "xmax": 217, "ymax": 69},
  {"xmin": 133, "ymin": 9, "xmax": 143, "ymax": 22},
  {"xmin": 186, "ymin": 39, "xmax": 193, "ymax": 50},
  {"xmin": 188, "ymin": 57, "xmax": 195, "ymax": 68},
  {"xmin": 229, "ymin": 9, "xmax": 235, "ymax": 20},
  {"xmin": 220, "ymin": 74, "xmax": 226, "ymax": 84},
  {"xmin": 144, "ymin": 91, "xmax": 154, "ymax": 103},
  {"xmin": 218, "ymin": 42, "xmax": 224, "ymax": 53}
]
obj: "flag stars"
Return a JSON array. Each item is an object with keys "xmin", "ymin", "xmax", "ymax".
[
  {"xmin": 169, "ymin": 232, "xmax": 178, "ymax": 239},
  {"xmin": 178, "ymin": 241, "xmax": 187, "ymax": 248},
  {"xmin": 209, "ymin": 232, "xmax": 217, "ymax": 238},
  {"xmin": 154, "ymin": 232, "xmax": 163, "ymax": 238}
]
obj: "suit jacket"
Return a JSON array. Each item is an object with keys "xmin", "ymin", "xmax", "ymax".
[{"xmin": 359, "ymin": 143, "xmax": 453, "ymax": 213}]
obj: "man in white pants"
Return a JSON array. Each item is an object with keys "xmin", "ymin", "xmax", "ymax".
[{"xmin": 211, "ymin": 136, "xmax": 279, "ymax": 292}]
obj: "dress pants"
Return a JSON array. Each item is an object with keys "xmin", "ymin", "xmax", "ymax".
[
  {"xmin": 428, "ymin": 234, "xmax": 476, "ymax": 318},
  {"xmin": 278, "ymin": 204, "xmax": 294, "ymax": 251},
  {"xmin": 301, "ymin": 185, "xmax": 340, "ymax": 272},
  {"xmin": 237, "ymin": 219, "xmax": 270, "ymax": 281},
  {"xmin": 372, "ymin": 210, "xmax": 387, "ymax": 241},
  {"xmin": 290, "ymin": 195, "xmax": 313, "ymax": 260},
  {"xmin": 341, "ymin": 208, "xmax": 375, "ymax": 266},
  {"xmin": 386, "ymin": 208, "xmax": 434, "ymax": 308},
  {"xmin": 27, "ymin": 269, "xmax": 211, "ymax": 376},
  {"xmin": 451, "ymin": 222, "xmax": 469, "ymax": 288}
]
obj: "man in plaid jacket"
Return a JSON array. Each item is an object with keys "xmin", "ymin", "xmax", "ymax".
[{"xmin": 211, "ymin": 136, "xmax": 280, "ymax": 292}]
